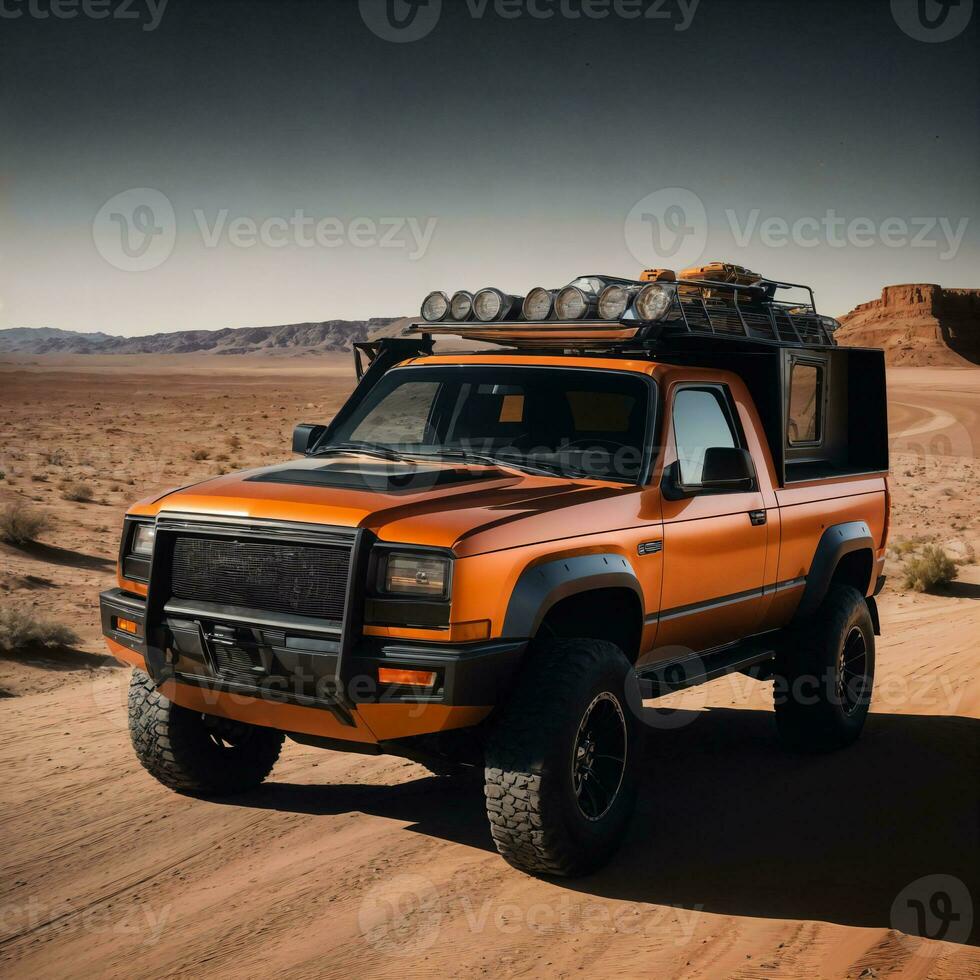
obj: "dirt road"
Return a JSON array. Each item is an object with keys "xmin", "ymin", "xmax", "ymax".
[{"xmin": 1, "ymin": 358, "xmax": 978, "ymax": 978}]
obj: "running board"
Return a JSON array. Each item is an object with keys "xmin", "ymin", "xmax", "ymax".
[{"xmin": 637, "ymin": 642, "xmax": 776, "ymax": 699}]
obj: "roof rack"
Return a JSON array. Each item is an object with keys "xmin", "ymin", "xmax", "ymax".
[{"xmin": 410, "ymin": 272, "xmax": 839, "ymax": 352}]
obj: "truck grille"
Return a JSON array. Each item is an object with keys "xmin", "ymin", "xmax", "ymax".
[{"xmin": 170, "ymin": 536, "xmax": 350, "ymax": 621}]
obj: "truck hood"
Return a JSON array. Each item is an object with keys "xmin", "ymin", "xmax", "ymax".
[{"xmin": 137, "ymin": 453, "xmax": 639, "ymax": 557}]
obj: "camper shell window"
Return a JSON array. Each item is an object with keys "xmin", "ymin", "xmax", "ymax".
[{"xmin": 787, "ymin": 358, "xmax": 826, "ymax": 447}]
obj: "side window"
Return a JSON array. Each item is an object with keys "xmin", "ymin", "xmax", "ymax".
[
  {"xmin": 788, "ymin": 360, "xmax": 824, "ymax": 445},
  {"xmin": 672, "ymin": 387, "xmax": 738, "ymax": 486},
  {"xmin": 349, "ymin": 381, "xmax": 440, "ymax": 444}
]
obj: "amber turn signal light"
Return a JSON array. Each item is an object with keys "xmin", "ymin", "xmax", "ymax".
[
  {"xmin": 378, "ymin": 668, "xmax": 437, "ymax": 687},
  {"xmin": 115, "ymin": 617, "xmax": 139, "ymax": 635}
]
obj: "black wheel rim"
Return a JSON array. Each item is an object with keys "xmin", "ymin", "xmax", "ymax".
[
  {"xmin": 202, "ymin": 714, "xmax": 255, "ymax": 751},
  {"xmin": 837, "ymin": 626, "xmax": 869, "ymax": 716},
  {"xmin": 571, "ymin": 692, "xmax": 627, "ymax": 822}
]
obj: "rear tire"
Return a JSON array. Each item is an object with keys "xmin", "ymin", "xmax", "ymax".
[
  {"xmin": 128, "ymin": 669, "xmax": 284, "ymax": 795},
  {"xmin": 773, "ymin": 584, "xmax": 875, "ymax": 752},
  {"xmin": 484, "ymin": 638, "xmax": 641, "ymax": 877}
]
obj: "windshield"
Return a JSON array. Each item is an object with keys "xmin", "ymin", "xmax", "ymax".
[{"xmin": 319, "ymin": 365, "xmax": 653, "ymax": 483}]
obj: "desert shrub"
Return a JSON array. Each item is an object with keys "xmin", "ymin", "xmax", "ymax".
[
  {"xmin": 61, "ymin": 481, "xmax": 94, "ymax": 502},
  {"xmin": 0, "ymin": 501, "xmax": 51, "ymax": 545},
  {"xmin": 31, "ymin": 473, "xmax": 47, "ymax": 482},
  {"xmin": 890, "ymin": 537, "xmax": 925, "ymax": 558},
  {"xmin": 902, "ymin": 545, "xmax": 958, "ymax": 593},
  {"xmin": 0, "ymin": 604, "xmax": 79, "ymax": 653},
  {"xmin": 190, "ymin": 448, "xmax": 211, "ymax": 461},
  {"xmin": 226, "ymin": 434, "xmax": 242, "ymax": 450}
]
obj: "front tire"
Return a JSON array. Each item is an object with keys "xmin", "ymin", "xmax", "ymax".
[
  {"xmin": 128, "ymin": 669, "xmax": 284, "ymax": 795},
  {"xmin": 484, "ymin": 638, "xmax": 641, "ymax": 877},
  {"xmin": 773, "ymin": 584, "xmax": 876, "ymax": 752}
]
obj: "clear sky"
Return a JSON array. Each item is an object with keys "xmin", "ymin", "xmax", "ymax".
[{"xmin": 1, "ymin": 0, "xmax": 977, "ymax": 334}]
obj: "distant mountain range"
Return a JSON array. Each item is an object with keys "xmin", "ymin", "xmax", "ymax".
[{"xmin": 0, "ymin": 318, "xmax": 411, "ymax": 355}]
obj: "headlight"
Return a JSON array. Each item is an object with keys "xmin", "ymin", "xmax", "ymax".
[
  {"xmin": 555, "ymin": 285, "xmax": 593, "ymax": 320},
  {"xmin": 421, "ymin": 291, "xmax": 450, "ymax": 322},
  {"xmin": 450, "ymin": 291, "xmax": 473, "ymax": 321},
  {"xmin": 473, "ymin": 288, "xmax": 520, "ymax": 322},
  {"xmin": 131, "ymin": 523, "xmax": 156, "ymax": 556},
  {"xmin": 598, "ymin": 284, "xmax": 632, "ymax": 320},
  {"xmin": 522, "ymin": 287, "xmax": 554, "ymax": 321},
  {"xmin": 634, "ymin": 283, "xmax": 674, "ymax": 321},
  {"xmin": 380, "ymin": 552, "xmax": 450, "ymax": 599}
]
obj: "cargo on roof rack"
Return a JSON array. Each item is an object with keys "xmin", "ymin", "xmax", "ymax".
[{"xmin": 412, "ymin": 266, "xmax": 840, "ymax": 351}]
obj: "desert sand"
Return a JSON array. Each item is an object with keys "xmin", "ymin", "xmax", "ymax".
[{"xmin": 0, "ymin": 354, "xmax": 978, "ymax": 978}]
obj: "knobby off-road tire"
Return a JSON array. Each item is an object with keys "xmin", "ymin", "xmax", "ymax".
[
  {"xmin": 773, "ymin": 584, "xmax": 876, "ymax": 753},
  {"xmin": 128, "ymin": 669, "xmax": 284, "ymax": 795},
  {"xmin": 484, "ymin": 638, "xmax": 641, "ymax": 877}
]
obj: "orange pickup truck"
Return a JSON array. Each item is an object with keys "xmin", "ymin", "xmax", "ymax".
[{"xmin": 101, "ymin": 265, "xmax": 890, "ymax": 875}]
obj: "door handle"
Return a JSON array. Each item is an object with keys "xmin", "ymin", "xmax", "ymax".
[{"xmin": 749, "ymin": 509, "xmax": 767, "ymax": 526}]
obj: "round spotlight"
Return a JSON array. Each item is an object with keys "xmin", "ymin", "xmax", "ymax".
[
  {"xmin": 598, "ymin": 284, "xmax": 631, "ymax": 321},
  {"xmin": 473, "ymin": 287, "xmax": 518, "ymax": 322},
  {"xmin": 522, "ymin": 287, "xmax": 554, "ymax": 321},
  {"xmin": 451, "ymin": 291, "xmax": 473, "ymax": 321},
  {"xmin": 421, "ymin": 291, "xmax": 450, "ymax": 322},
  {"xmin": 555, "ymin": 285, "xmax": 591, "ymax": 320},
  {"xmin": 635, "ymin": 283, "xmax": 674, "ymax": 322}
]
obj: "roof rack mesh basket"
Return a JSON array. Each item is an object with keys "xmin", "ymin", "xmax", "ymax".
[{"xmin": 409, "ymin": 274, "xmax": 838, "ymax": 351}]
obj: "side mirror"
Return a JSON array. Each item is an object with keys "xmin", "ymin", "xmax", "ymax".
[
  {"xmin": 292, "ymin": 423, "xmax": 326, "ymax": 455},
  {"xmin": 699, "ymin": 446, "xmax": 756, "ymax": 492}
]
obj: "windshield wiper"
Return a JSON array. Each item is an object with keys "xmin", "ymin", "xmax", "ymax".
[
  {"xmin": 313, "ymin": 441, "xmax": 411, "ymax": 462},
  {"xmin": 412, "ymin": 449, "xmax": 583, "ymax": 479}
]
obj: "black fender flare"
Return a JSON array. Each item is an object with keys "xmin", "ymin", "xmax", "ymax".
[
  {"xmin": 501, "ymin": 553, "xmax": 644, "ymax": 639},
  {"xmin": 795, "ymin": 520, "xmax": 875, "ymax": 618}
]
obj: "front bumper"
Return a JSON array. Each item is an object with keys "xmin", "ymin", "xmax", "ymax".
[{"xmin": 100, "ymin": 587, "xmax": 524, "ymax": 732}]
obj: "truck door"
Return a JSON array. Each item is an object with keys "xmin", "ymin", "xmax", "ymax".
[{"xmin": 651, "ymin": 383, "xmax": 769, "ymax": 658}]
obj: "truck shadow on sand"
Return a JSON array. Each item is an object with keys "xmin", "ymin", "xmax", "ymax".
[
  {"xmin": 13, "ymin": 540, "xmax": 114, "ymax": 571},
  {"xmin": 240, "ymin": 706, "xmax": 979, "ymax": 940}
]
